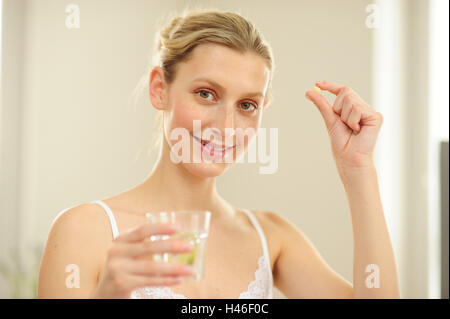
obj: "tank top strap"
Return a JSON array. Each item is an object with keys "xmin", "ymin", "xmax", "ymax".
[
  {"xmin": 240, "ymin": 208, "xmax": 273, "ymax": 279},
  {"xmin": 91, "ymin": 200, "xmax": 119, "ymax": 240}
]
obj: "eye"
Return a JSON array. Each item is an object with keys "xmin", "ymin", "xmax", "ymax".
[
  {"xmin": 239, "ymin": 101, "xmax": 258, "ymax": 112},
  {"xmin": 195, "ymin": 89, "xmax": 215, "ymax": 101}
]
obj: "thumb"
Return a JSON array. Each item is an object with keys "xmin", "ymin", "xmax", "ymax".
[{"xmin": 305, "ymin": 90, "xmax": 338, "ymax": 131}]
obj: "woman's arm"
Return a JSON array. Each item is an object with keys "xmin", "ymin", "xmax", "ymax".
[
  {"xmin": 338, "ymin": 163, "xmax": 400, "ymax": 298},
  {"xmin": 270, "ymin": 162, "xmax": 399, "ymax": 298},
  {"xmin": 271, "ymin": 80, "xmax": 400, "ymax": 298}
]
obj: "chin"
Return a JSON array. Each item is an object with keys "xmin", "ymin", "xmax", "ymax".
[{"xmin": 182, "ymin": 161, "xmax": 233, "ymax": 178}]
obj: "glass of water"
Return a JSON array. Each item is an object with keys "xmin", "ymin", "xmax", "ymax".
[{"xmin": 145, "ymin": 210, "xmax": 211, "ymax": 282}]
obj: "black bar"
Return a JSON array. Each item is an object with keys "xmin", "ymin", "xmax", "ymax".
[{"xmin": 441, "ymin": 141, "xmax": 449, "ymax": 299}]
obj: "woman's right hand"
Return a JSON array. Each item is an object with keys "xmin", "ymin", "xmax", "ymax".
[{"xmin": 90, "ymin": 221, "xmax": 194, "ymax": 298}]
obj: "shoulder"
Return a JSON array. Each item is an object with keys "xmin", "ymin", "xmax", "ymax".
[
  {"xmin": 248, "ymin": 210, "xmax": 283, "ymax": 232},
  {"xmin": 250, "ymin": 210, "xmax": 309, "ymax": 246},
  {"xmin": 50, "ymin": 202, "xmax": 112, "ymax": 240},
  {"xmin": 45, "ymin": 202, "xmax": 114, "ymax": 260},
  {"xmin": 247, "ymin": 210, "xmax": 312, "ymax": 271},
  {"xmin": 249, "ymin": 210, "xmax": 303, "ymax": 248},
  {"xmin": 251, "ymin": 210, "xmax": 293, "ymax": 234},
  {"xmin": 44, "ymin": 202, "xmax": 117, "ymax": 269},
  {"xmin": 38, "ymin": 203, "xmax": 112, "ymax": 297}
]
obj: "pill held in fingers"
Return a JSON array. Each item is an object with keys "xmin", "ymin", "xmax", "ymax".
[{"xmin": 313, "ymin": 86, "xmax": 321, "ymax": 93}]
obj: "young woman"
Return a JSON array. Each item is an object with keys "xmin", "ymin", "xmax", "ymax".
[{"xmin": 38, "ymin": 8, "xmax": 400, "ymax": 299}]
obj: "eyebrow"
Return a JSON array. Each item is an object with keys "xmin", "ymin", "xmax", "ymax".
[{"xmin": 192, "ymin": 77, "xmax": 264, "ymax": 99}]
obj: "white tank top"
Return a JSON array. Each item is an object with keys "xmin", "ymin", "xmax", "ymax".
[{"xmin": 90, "ymin": 200, "xmax": 274, "ymax": 299}]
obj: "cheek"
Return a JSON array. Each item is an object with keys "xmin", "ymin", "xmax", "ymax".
[{"xmin": 168, "ymin": 99, "xmax": 204, "ymax": 132}]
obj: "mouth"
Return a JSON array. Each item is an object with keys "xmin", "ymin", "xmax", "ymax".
[{"xmin": 193, "ymin": 135, "xmax": 235, "ymax": 155}]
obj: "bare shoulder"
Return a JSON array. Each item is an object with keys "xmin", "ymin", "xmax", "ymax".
[
  {"xmin": 251, "ymin": 210, "xmax": 296, "ymax": 236},
  {"xmin": 245, "ymin": 210, "xmax": 290, "ymax": 264},
  {"xmin": 250, "ymin": 210, "xmax": 311, "ymax": 249},
  {"xmin": 38, "ymin": 202, "xmax": 112, "ymax": 298},
  {"xmin": 245, "ymin": 209, "xmax": 313, "ymax": 276},
  {"xmin": 46, "ymin": 202, "xmax": 114, "ymax": 265},
  {"xmin": 48, "ymin": 203, "xmax": 113, "ymax": 247},
  {"xmin": 248, "ymin": 210, "xmax": 283, "ymax": 232},
  {"xmin": 52, "ymin": 203, "xmax": 104, "ymax": 230}
]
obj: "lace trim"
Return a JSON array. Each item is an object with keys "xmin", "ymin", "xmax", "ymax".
[
  {"xmin": 130, "ymin": 286, "xmax": 186, "ymax": 299},
  {"xmin": 130, "ymin": 255, "xmax": 273, "ymax": 299},
  {"xmin": 238, "ymin": 255, "xmax": 273, "ymax": 299}
]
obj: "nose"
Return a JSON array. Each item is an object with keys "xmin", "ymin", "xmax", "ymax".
[
  {"xmin": 208, "ymin": 103, "xmax": 235, "ymax": 144},
  {"xmin": 221, "ymin": 103, "xmax": 236, "ymax": 142}
]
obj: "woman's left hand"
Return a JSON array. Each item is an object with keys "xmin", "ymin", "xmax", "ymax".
[{"xmin": 305, "ymin": 81, "xmax": 384, "ymax": 171}]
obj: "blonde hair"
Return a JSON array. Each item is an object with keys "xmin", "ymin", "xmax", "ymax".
[{"xmin": 131, "ymin": 7, "xmax": 275, "ymax": 157}]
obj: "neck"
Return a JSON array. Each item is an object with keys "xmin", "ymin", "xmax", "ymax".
[{"xmin": 133, "ymin": 140, "xmax": 234, "ymax": 219}]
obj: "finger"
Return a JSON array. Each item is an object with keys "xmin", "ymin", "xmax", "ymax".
[
  {"xmin": 332, "ymin": 87, "xmax": 352, "ymax": 115},
  {"xmin": 305, "ymin": 90, "xmax": 339, "ymax": 131},
  {"xmin": 110, "ymin": 238, "xmax": 193, "ymax": 259},
  {"xmin": 347, "ymin": 107, "xmax": 362, "ymax": 132},
  {"xmin": 340, "ymin": 96, "xmax": 353, "ymax": 124},
  {"xmin": 125, "ymin": 260, "xmax": 194, "ymax": 277},
  {"xmin": 315, "ymin": 80, "xmax": 347, "ymax": 96},
  {"xmin": 116, "ymin": 222, "xmax": 180, "ymax": 243}
]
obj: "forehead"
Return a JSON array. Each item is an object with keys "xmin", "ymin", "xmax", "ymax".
[{"xmin": 175, "ymin": 43, "xmax": 270, "ymax": 93}]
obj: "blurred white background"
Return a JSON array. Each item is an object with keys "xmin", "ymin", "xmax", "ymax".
[{"xmin": 0, "ymin": 0, "xmax": 448, "ymax": 298}]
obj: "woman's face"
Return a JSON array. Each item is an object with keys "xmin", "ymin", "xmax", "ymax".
[{"xmin": 151, "ymin": 43, "xmax": 271, "ymax": 178}]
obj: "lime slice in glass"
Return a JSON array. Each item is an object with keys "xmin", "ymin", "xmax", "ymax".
[{"xmin": 173, "ymin": 232, "xmax": 197, "ymax": 266}]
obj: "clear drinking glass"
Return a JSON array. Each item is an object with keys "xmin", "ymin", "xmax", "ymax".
[{"xmin": 145, "ymin": 210, "xmax": 211, "ymax": 282}]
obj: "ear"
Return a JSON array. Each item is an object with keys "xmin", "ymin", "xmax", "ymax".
[{"xmin": 149, "ymin": 66, "xmax": 168, "ymax": 111}]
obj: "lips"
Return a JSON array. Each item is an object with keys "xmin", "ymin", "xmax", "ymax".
[{"xmin": 193, "ymin": 136, "xmax": 235, "ymax": 151}]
